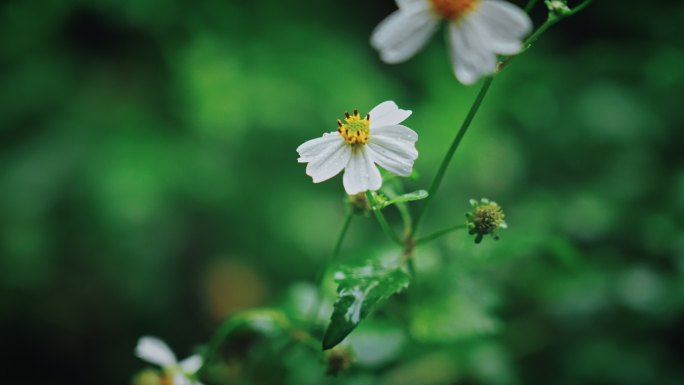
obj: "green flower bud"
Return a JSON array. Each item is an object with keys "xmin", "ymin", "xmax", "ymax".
[
  {"xmin": 347, "ymin": 192, "xmax": 371, "ymax": 214},
  {"xmin": 545, "ymin": 0, "xmax": 572, "ymax": 17},
  {"xmin": 466, "ymin": 198, "xmax": 508, "ymax": 244}
]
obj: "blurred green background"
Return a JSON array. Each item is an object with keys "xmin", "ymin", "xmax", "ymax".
[{"xmin": 1, "ymin": 0, "xmax": 683, "ymax": 384}]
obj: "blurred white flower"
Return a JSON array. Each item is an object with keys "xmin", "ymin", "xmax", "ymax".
[
  {"xmin": 135, "ymin": 336, "xmax": 204, "ymax": 385},
  {"xmin": 371, "ymin": 0, "xmax": 532, "ymax": 85},
  {"xmin": 297, "ymin": 101, "xmax": 418, "ymax": 195}
]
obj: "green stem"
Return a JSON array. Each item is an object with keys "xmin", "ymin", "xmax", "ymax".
[
  {"xmin": 199, "ymin": 317, "xmax": 241, "ymax": 374},
  {"xmin": 410, "ymin": 77, "xmax": 494, "ymax": 238},
  {"xmin": 500, "ymin": 0, "xmax": 594, "ymax": 69},
  {"xmin": 567, "ymin": 0, "xmax": 593, "ymax": 16},
  {"xmin": 332, "ymin": 212, "xmax": 353, "ymax": 259},
  {"xmin": 416, "ymin": 224, "xmax": 468, "ymax": 245},
  {"xmin": 307, "ymin": 211, "xmax": 353, "ymax": 324},
  {"xmin": 366, "ymin": 191, "xmax": 402, "ymax": 245},
  {"xmin": 386, "ymin": 180, "xmax": 413, "ymax": 237}
]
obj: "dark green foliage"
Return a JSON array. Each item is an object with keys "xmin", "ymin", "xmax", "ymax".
[{"xmin": 1, "ymin": 0, "xmax": 683, "ymax": 384}]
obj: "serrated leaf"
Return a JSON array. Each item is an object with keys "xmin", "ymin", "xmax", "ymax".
[
  {"xmin": 380, "ymin": 190, "xmax": 428, "ymax": 209},
  {"xmin": 322, "ymin": 259, "xmax": 410, "ymax": 350}
]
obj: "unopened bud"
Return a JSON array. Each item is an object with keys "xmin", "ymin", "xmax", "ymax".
[
  {"xmin": 325, "ymin": 346, "xmax": 354, "ymax": 376},
  {"xmin": 347, "ymin": 192, "xmax": 370, "ymax": 214},
  {"xmin": 545, "ymin": 0, "xmax": 571, "ymax": 17}
]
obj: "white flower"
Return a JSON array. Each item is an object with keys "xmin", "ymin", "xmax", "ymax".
[
  {"xmin": 135, "ymin": 336, "xmax": 204, "ymax": 385},
  {"xmin": 371, "ymin": 0, "xmax": 533, "ymax": 85},
  {"xmin": 297, "ymin": 101, "xmax": 418, "ymax": 195}
]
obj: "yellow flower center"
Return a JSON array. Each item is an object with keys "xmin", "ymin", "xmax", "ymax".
[
  {"xmin": 430, "ymin": 0, "xmax": 480, "ymax": 21},
  {"xmin": 337, "ymin": 109, "xmax": 370, "ymax": 145}
]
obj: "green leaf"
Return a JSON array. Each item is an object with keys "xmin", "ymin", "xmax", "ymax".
[
  {"xmin": 380, "ymin": 190, "xmax": 428, "ymax": 209},
  {"xmin": 322, "ymin": 256, "xmax": 411, "ymax": 350}
]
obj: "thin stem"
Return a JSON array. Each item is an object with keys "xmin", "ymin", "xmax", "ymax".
[
  {"xmin": 307, "ymin": 211, "xmax": 353, "ymax": 324},
  {"xmin": 332, "ymin": 212, "xmax": 353, "ymax": 259},
  {"xmin": 567, "ymin": 0, "xmax": 593, "ymax": 16},
  {"xmin": 386, "ymin": 180, "xmax": 413, "ymax": 237},
  {"xmin": 396, "ymin": 200, "xmax": 412, "ymax": 237},
  {"xmin": 199, "ymin": 317, "xmax": 241, "ymax": 374},
  {"xmin": 500, "ymin": 0, "xmax": 593, "ymax": 69},
  {"xmin": 524, "ymin": 17, "xmax": 557, "ymax": 49},
  {"xmin": 410, "ymin": 77, "xmax": 494, "ymax": 238},
  {"xmin": 416, "ymin": 224, "xmax": 468, "ymax": 245},
  {"xmin": 524, "ymin": 0, "xmax": 540, "ymax": 13},
  {"xmin": 366, "ymin": 190, "xmax": 402, "ymax": 245}
]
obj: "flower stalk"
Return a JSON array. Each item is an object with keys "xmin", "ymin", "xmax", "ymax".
[{"xmin": 410, "ymin": 76, "xmax": 494, "ymax": 239}]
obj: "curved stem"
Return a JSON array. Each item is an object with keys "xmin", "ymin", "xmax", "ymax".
[
  {"xmin": 416, "ymin": 224, "xmax": 468, "ymax": 245},
  {"xmin": 410, "ymin": 77, "xmax": 494, "ymax": 238},
  {"xmin": 199, "ymin": 317, "xmax": 241, "ymax": 374},
  {"xmin": 500, "ymin": 0, "xmax": 594, "ymax": 70},
  {"xmin": 366, "ymin": 191, "xmax": 402, "ymax": 245}
]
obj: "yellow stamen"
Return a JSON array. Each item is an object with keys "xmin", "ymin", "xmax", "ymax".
[
  {"xmin": 430, "ymin": 0, "xmax": 480, "ymax": 21},
  {"xmin": 337, "ymin": 108, "xmax": 370, "ymax": 145}
]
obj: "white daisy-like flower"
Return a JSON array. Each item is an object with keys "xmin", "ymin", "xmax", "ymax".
[
  {"xmin": 371, "ymin": 0, "xmax": 533, "ymax": 85},
  {"xmin": 297, "ymin": 101, "xmax": 418, "ymax": 195},
  {"xmin": 135, "ymin": 336, "xmax": 204, "ymax": 385}
]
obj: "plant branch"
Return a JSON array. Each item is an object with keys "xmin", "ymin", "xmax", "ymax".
[
  {"xmin": 416, "ymin": 224, "xmax": 468, "ymax": 245},
  {"xmin": 410, "ymin": 77, "xmax": 494, "ymax": 238}
]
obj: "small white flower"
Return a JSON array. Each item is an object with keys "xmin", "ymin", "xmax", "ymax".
[
  {"xmin": 135, "ymin": 336, "xmax": 204, "ymax": 385},
  {"xmin": 371, "ymin": 0, "xmax": 533, "ymax": 85},
  {"xmin": 297, "ymin": 101, "xmax": 418, "ymax": 195}
]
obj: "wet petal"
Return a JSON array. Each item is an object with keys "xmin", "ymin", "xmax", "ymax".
[
  {"xmin": 371, "ymin": 124, "xmax": 418, "ymax": 143},
  {"xmin": 366, "ymin": 141, "xmax": 416, "ymax": 177},
  {"xmin": 343, "ymin": 149, "xmax": 382, "ymax": 195},
  {"xmin": 369, "ymin": 101, "xmax": 412, "ymax": 128},
  {"xmin": 305, "ymin": 140, "xmax": 352, "ymax": 183},
  {"xmin": 297, "ymin": 132, "xmax": 342, "ymax": 162}
]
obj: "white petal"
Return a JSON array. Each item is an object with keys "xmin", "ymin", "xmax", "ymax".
[
  {"xmin": 343, "ymin": 149, "xmax": 382, "ymax": 195},
  {"xmin": 369, "ymin": 101, "xmax": 412, "ymax": 128},
  {"xmin": 371, "ymin": 124, "xmax": 418, "ymax": 143},
  {"xmin": 469, "ymin": 1, "xmax": 532, "ymax": 55},
  {"xmin": 366, "ymin": 141, "xmax": 416, "ymax": 176},
  {"xmin": 304, "ymin": 139, "xmax": 351, "ymax": 183},
  {"xmin": 370, "ymin": 6, "xmax": 439, "ymax": 64},
  {"xmin": 172, "ymin": 373, "xmax": 192, "ymax": 385},
  {"xmin": 179, "ymin": 354, "xmax": 203, "ymax": 374},
  {"xmin": 448, "ymin": 22, "xmax": 498, "ymax": 85},
  {"xmin": 296, "ymin": 132, "xmax": 341, "ymax": 162},
  {"xmin": 135, "ymin": 336, "xmax": 177, "ymax": 367},
  {"xmin": 369, "ymin": 129, "xmax": 419, "ymax": 165},
  {"xmin": 479, "ymin": 0, "xmax": 533, "ymax": 38}
]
